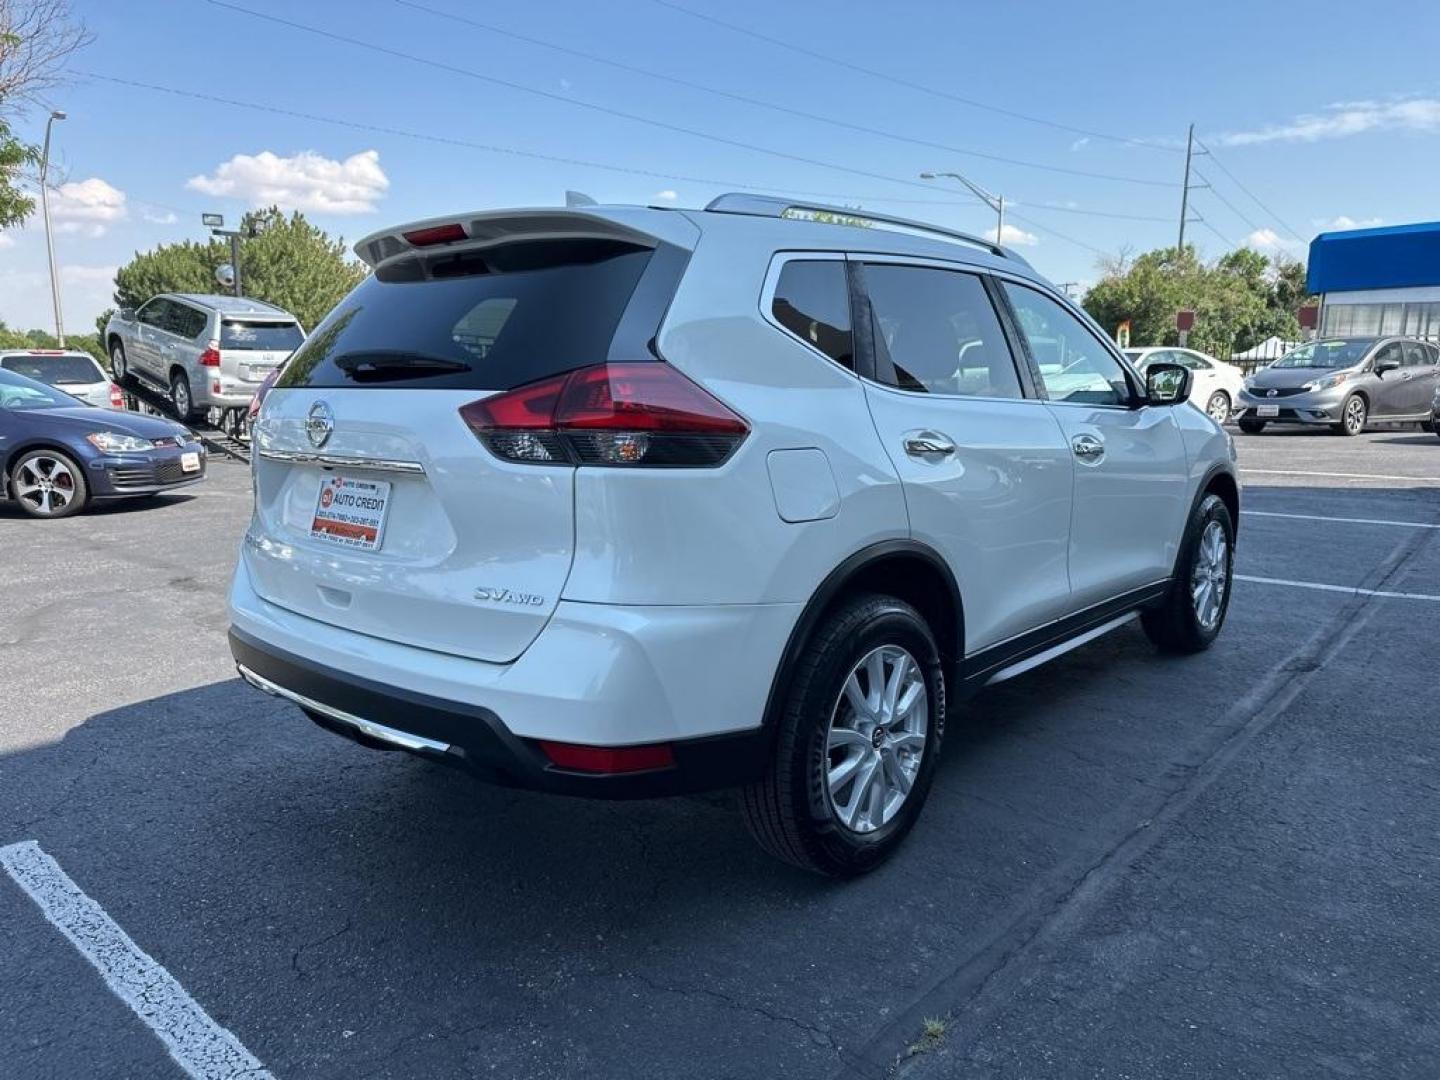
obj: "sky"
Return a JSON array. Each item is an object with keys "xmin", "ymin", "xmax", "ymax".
[{"xmin": 3, "ymin": 0, "xmax": 1439, "ymax": 333}]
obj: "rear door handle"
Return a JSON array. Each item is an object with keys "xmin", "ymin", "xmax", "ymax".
[
  {"xmin": 1071, "ymin": 433, "xmax": 1105, "ymax": 463},
  {"xmin": 903, "ymin": 431, "xmax": 956, "ymax": 457}
]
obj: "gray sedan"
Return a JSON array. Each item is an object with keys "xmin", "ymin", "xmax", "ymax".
[{"xmin": 1235, "ymin": 337, "xmax": 1440, "ymax": 436}]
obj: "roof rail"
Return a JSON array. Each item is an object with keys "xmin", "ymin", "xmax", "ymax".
[{"xmin": 703, "ymin": 193, "xmax": 1020, "ymax": 262}]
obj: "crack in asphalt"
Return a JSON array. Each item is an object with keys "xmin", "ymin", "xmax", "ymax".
[
  {"xmin": 291, "ymin": 917, "xmax": 354, "ymax": 977},
  {"xmin": 834, "ymin": 516, "xmax": 1440, "ymax": 1080}
]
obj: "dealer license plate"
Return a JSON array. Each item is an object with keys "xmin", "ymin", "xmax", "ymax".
[
  {"xmin": 1256, "ymin": 405, "xmax": 1280, "ymax": 418},
  {"xmin": 181, "ymin": 451, "xmax": 201, "ymax": 473},
  {"xmin": 310, "ymin": 475, "xmax": 392, "ymax": 551}
]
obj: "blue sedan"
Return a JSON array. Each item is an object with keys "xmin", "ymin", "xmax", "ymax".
[{"xmin": 1, "ymin": 367, "xmax": 206, "ymax": 518}]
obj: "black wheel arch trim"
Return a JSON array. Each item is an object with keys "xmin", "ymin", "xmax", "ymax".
[{"xmin": 760, "ymin": 538, "xmax": 964, "ymax": 734}]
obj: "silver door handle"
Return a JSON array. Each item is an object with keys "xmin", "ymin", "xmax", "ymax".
[
  {"xmin": 904, "ymin": 431, "xmax": 956, "ymax": 457},
  {"xmin": 1071, "ymin": 434, "xmax": 1105, "ymax": 462}
]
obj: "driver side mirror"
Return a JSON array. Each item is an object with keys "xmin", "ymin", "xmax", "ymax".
[
  {"xmin": 1375, "ymin": 357, "xmax": 1400, "ymax": 375},
  {"xmin": 1144, "ymin": 362, "xmax": 1192, "ymax": 406}
]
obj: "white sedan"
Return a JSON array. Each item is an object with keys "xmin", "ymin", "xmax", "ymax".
[{"xmin": 1125, "ymin": 347, "xmax": 1245, "ymax": 424}]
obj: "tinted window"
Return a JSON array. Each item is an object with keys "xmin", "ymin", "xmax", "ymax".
[
  {"xmin": 280, "ymin": 241, "xmax": 653, "ymax": 390},
  {"xmin": 862, "ymin": 264, "xmax": 1021, "ymax": 397},
  {"xmin": 167, "ymin": 305, "xmax": 207, "ymax": 339},
  {"xmin": 1427, "ymin": 343, "xmax": 1440, "ymax": 365},
  {"xmin": 1373, "ymin": 342, "xmax": 1405, "ymax": 368},
  {"xmin": 138, "ymin": 299, "xmax": 172, "ymax": 328},
  {"xmin": 771, "ymin": 260, "xmax": 853, "ymax": 370},
  {"xmin": 222, "ymin": 321, "xmax": 305, "ymax": 351},
  {"xmin": 1401, "ymin": 341, "xmax": 1428, "ymax": 367},
  {"xmin": 1002, "ymin": 282, "xmax": 1130, "ymax": 405},
  {"xmin": 0, "ymin": 353, "xmax": 102, "ymax": 385}
]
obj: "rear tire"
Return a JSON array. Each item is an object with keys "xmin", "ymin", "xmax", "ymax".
[
  {"xmin": 170, "ymin": 370, "xmax": 199, "ymax": 423},
  {"xmin": 1141, "ymin": 493, "xmax": 1234, "ymax": 654},
  {"xmin": 1237, "ymin": 419, "xmax": 1266, "ymax": 434},
  {"xmin": 740, "ymin": 594, "xmax": 945, "ymax": 877}
]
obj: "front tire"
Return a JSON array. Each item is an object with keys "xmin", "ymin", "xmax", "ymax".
[
  {"xmin": 110, "ymin": 341, "xmax": 132, "ymax": 387},
  {"xmin": 1205, "ymin": 391, "xmax": 1231, "ymax": 424},
  {"xmin": 1141, "ymin": 493, "xmax": 1234, "ymax": 654},
  {"xmin": 1336, "ymin": 394, "xmax": 1367, "ymax": 436},
  {"xmin": 10, "ymin": 449, "xmax": 89, "ymax": 518},
  {"xmin": 1237, "ymin": 419, "xmax": 1266, "ymax": 434},
  {"xmin": 740, "ymin": 594, "xmax": 945, "ymax": 877}
]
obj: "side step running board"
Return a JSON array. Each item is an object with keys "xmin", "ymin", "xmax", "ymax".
[{"xmin": 983, "ymin": 611, "xmax": 1139, "ymax": 687}]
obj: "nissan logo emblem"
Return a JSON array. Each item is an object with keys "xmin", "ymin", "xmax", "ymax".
[
  {"xmin": 1266, "ymin": 388, "xmax": 1278, "ymax": 398},
  {"xmin": 306, "ymin": 401, "xmax": 334, "ymax": 448}
]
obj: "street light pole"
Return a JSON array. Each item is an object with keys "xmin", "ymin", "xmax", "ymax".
[
  {"xmin": 920, "ymin": 170, "xmax": 1006, "ymax": 245},
  {"xmin": 39, "ymin": 110, "xmax": 67, "ymax": 346}
]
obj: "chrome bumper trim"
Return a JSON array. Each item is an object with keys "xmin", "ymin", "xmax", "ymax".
[
  {"xmin": 236, "ymin": 663, "xmax": 452, "ymax": 753},
  {"xmin": 256, "ymin": 449, "xmax": 426, "ymax": 475}
]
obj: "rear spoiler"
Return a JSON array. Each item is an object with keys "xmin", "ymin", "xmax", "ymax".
[{"xmin": 354, "ymin": 207, "xmax": 697, "ymax": 270}]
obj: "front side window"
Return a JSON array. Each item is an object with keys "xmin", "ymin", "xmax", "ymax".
[
  {"xmin": 1002, "ymin": 282, "xmax": 1130, "ymax": 405},
  {"xmin": 862, "ymin": 263, "xmax": 1021, "ymax": 398},
  {"xmin": 1373, "ymin": 342, "xmax": 1405, "ymax": 369},
  {"xmin": 770, "ymin": 259, "xmax": 853, "ymax": 370}
]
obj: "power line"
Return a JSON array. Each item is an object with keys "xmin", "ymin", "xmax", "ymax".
[
  {"xmin": 1192, "ymin": 170, "xmax": 1261, "ymax": 234},
  {"xmin": 391, "ymin": 0, "xmax": 1177, "ymax": 189},
  {"xmin": 648, "ymin": 0, "xmax": 1182, "ymax": 155},
  {"xmin": 1193, "ymin": 139, "xmax": 1307, "ymax": 244},
  {"xmin": 1012, "ymin": 201, "xmax": 1172, "ymax": 223}
]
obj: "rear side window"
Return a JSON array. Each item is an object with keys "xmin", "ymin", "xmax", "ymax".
[
  {"xmin": 222, "ymin": 321, "xmax": 305, "ymax": 351},
  {"xmin": 167, "ymin": 305, "xmax": 207, "ymax": 339},
  {"xmin": 770, "ymin": 259, "xmax": 853, "ymax": 370},
  {"xmin": 0, "ymin": 353, "xmax": 102, "ymax": 384},
  {"xmin": 861, "ymin": 263, "xmax": 1022, "ymax": 398},
  {"xmin": 280, "ymin": 240, "xmax": 654, "ymax": 390}
]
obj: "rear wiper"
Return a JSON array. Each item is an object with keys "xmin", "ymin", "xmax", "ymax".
[{"xmin": 334, "ymin": 352, "xmax": 471, "ymax": 382}]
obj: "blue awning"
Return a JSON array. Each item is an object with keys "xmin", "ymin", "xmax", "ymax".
[{"xmin": 1308, "ymin": 221, "xmax": 1440, "ymax": 294}]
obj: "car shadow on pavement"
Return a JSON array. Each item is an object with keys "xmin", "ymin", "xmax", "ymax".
[{"xmin": 0, "ymin": 492, "xmax": 201, "ymax": 520}]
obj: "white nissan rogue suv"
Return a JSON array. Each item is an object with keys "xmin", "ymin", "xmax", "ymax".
[{"xmin": 230, "ymin": 195, "xmax": 1239, "ymax": 876}]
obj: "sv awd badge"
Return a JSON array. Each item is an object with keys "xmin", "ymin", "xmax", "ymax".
[{"xmin": 474, "ymin": 586, "xmax": 546, "ymax": 607}]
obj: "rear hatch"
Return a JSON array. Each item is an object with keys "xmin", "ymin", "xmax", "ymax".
[
  {"xmin": 219, "ymin": 319, "xmax": 305, "ymax": 387},
  {"xmin": 245, "ymin": 211, "xmax": 694, "ymax": 663}
]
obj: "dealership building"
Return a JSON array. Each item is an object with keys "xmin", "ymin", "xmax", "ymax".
[{"xmin": 1307, "ymin": 221, "xmax": 1440, "ymax": 340}]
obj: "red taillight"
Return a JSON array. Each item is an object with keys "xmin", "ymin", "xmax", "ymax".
[
  {"xmin": 403, "ymin": 222, "xmax": 467, "ymax": 247},
  {"xmin": 199, "ymin": 346, "xmax": 221, "ymax": 368},
  {"xmin": 109, "ymin": 382, "xmax": 123, "ymax": 408},
  {"xmin": 459, "ymin": 363, "xmax": 748, "ymax": 467},
  {"xmin": 537, "ymin": 740, "xmax": 675, "ymax": 774}
]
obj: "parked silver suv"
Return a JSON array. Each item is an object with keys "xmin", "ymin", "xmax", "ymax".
[
  {"xmin": 1234, "ymin": 336, "xmax": 1440, "ymax": 436},
  {"xmin": 106, "ymin": 294, "xmax": 305, "ymax": 421}
]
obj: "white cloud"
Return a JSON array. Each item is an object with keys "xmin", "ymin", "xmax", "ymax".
[
  {"xmin": 1217, "ymin": 97, "xmax": 1440, "ymax": 146},
  {"xmin": 47, "ymin": 177, "xmax": 128, "ymax": 237},
  {"xmin": 652, "ymin": 189, "xmax": 678, "ymax": 202},
  {"xmin": 0, "ymin": 263, "xmax": 117, "ymax": 331},
  {"xmin": 990, "ymin": 223, "xmax": 1038, "ymax": 247},
  {"xmin": 1070, "ymin": 137, "xmax": 1090, "ymax": 151},
  {"xmin": 1315, "ymin": 215, "xmax": 1382, "ymax": 232},
  {"xmin": 186, "ymin": 149, "xmax": 389, "ymax": 214},
  {"xmin": 142, "ymin": 208, "xmax": 179, "ymax": 225},
  {"xmin": 1242, "ymin": 228, "xmax": 1306, "ymax": 256}
]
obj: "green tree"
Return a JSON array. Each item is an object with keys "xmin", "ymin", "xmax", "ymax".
[
  {"xmin": 111, "ymin": 207, "xmax": 368, "ymax": 333},
  {"xmin": 1084, "ymin": 244, "xmax": 1311, "ymax": 358},
  {"xmin": 0, "ymin": 116, "xmax": 35, "ymax": 228}
]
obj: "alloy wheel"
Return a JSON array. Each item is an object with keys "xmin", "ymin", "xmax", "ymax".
[
  {"xmin": 14, "ymin": 455, "xmax": 78, "ymax": 517},
  {"xmin": 825, "ymin": 645, "xmax": 928, "ymax": 834},
  {"xmin": 1206, "ymin": 392, "xmax": 1230, "ymax": 424},
  {"xmin": 111, "ymin": 345, "xmax": 126, "ymax": 382},
  {"xmin": 1344, "ymin": 397, "xmax": 1366, "ymax": 435},
  {"xmin": 172, "ymin": 377, "xmax": 190, "ymax": 418},
  {"xmin": 1190, "ymin": 519, "xmax": 1229, "ymax": 632}
]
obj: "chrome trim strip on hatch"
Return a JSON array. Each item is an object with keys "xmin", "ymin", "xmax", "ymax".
[
  {"xmin": 255, "ymin": 449, "xmax": 427, "ymax": 475},
  {"xmin": 236, "ymin": 663, "xmax": 452, "ymax": 753}
]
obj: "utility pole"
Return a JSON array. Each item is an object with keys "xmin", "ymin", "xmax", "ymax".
[
  {"xmin": 1177, "ymin": 123, "xmax": 1194, "ymax": 254},
  {"xmin": 39, "ymin": 110, "xmax": 68, "ymax": 346}
]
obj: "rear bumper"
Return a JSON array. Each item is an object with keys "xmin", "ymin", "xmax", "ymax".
[
  {"xmin": 227, "ymin": 557, "xmax": 800, "ymax": 796},
  {"xmin": 230, "ymin": 627, "xmax": 770, "ymax": 798}
]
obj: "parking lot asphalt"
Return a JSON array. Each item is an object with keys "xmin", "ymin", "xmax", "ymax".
[{"xmin": 2, "ymin": 424, "xmax": 1438, "ymax": 1080}]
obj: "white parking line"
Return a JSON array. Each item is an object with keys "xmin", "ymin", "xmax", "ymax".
[
  {"xmin": 1242, "ymin": 510, "xmax": 1440, "ymax": 530},
  {"xmin": 1242, "ymin": 468, "xmax": 1434, "ymax": 482},
  {"xmin": 1236, "ymin": 574, "xmax": 1440, "ymax": 603},
  {"xmin": 0, "ymin": 841, "xmax": 272, "ymax": 1080}
]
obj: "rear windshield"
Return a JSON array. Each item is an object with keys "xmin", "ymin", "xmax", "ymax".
[
  {"xmin": 221, "ymin": 320, "xmax": 305, "ymax": 351},
  {"xmin": 278, "ymin": 240, "xmax": 654, "ymax": 391},
  {"xmin": 0, "ymin": 353, "xmax": 102, "ymax": 385}
]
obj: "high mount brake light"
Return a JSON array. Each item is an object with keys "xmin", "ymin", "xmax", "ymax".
[
  {"xmin": 459, "ymin": 364, "xmax": 748, "ymax": 467},
  {"xmin": 403, "ymin": 223, "xmax": 468, "ymax": 247}
]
